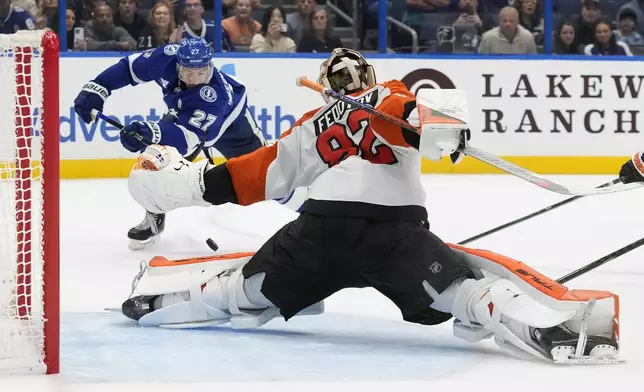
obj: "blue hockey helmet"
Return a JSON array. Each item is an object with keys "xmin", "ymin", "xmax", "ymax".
[
  {"xmin": 176, "ymin": 38, "xmax": 213, "ymax": 68},
  {"xmin": 176, "ymin": 38, "xmax": 214, "ymax": 86}
]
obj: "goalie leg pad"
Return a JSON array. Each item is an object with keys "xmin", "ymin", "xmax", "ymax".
[
  {"xmin": 437, "ymin": 244, "xmax": 622, "ymax": 363},
  {"xmin": 127, "ymin": 253, "xmax": 322, "ymax": 329},
  {"xmin": 432, "ymin": 276, "xmax": 575, "ymax": 361}
]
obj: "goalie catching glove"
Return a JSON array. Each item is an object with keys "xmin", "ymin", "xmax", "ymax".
[{"xmin": 128, "ymin": 145, "xmax": 211, "ymax": 214}]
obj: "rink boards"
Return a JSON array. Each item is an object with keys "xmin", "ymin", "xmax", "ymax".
[{"xmin": 52, "ymin": 55, "xmax": 644, "ymax": 178}]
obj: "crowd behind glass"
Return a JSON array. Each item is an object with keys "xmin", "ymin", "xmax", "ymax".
[{"xmin": 0, "ymin": 0, "xmax": 641, "ymax": 56}]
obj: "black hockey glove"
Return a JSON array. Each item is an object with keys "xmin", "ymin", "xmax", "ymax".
[
  {"xmin": 619, "ymin": 153, "xmax": 644, "ymax": 184},
  {"xmin": 449, "ymin": 128, "xmax": 471, "ymax": 165}
]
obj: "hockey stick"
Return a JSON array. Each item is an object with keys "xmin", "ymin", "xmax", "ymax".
[
  {"xmin": 458, "ymin": 178, "xmax": 624, "ymax": 245},
  {"xmin": 91, "ymin": 109, "xmax": 152, "ymax": 147},
  {"xmin": 296, "ymin": 77, "xmax": 641, "ymax": 197},
  {"xmin": 90, "ymin": 109, "xmax": 205, "ymax": 162},
  {"xmin": 556, "ymin": 236, "xmax": 644, "ymax": 284}
]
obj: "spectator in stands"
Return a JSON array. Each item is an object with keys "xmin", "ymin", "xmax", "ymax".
[
  {"xmin": 67, "ymin": 6, "xmax": 87, "ymax": 51},
  {"xmin": 585, "ymin": 19, "xmax": 633, "ymax": 55},
  {"xmin": 180, "ymin": 0, "xmax": 235, "ymax": 51},
  {"xmin": 478, "ymin": 6, "xmax": 537, "ymax": 54},
  {"xmin": 553, "ymin": 20, "xmax": 580, "ymax": 54},
  {"xmin": 450, "ymin": 0, "xmax": 494, "ymax": 51},
  {"xmin": 223, "ymin": 0, "xmax": 261, "ymax": 18},
  {"xmin": 614, "ymin": 9, "xmax": 644, "ymax": 45},
  {"xmin": 0, "ymin": 0, "xmax": 36, "ymax": 33},
  {"xmin": 114, "ymin": 0, "xmax": 147, "ymax": 43},
  {"xmin": 138, "ymin": 0, "xmax": 182, "ymax": 49},
  {"xmin": 514, "ymin": 0, "xmax": 543, "ymax": 45},
  {"xmin": 287, "ymin": 0, "xmax": 316, "ymax": 45},
  {"xmin": 84, "ymin": 3, "xmax": 137, "ymax": 51},
  {"xmin": 182, "ymin": 0, "xmax": 213, "ymax": 42},
  {"xmin": 222, "ymin": 0, "xmax": 261, "ymax": 46},
  {"xmin": 36, "ymin": 0, "xmax": 60, "ymax": 32},
  {"xmin": 297, "ymin": 6, "xmax": 342, "ymax": 53},
  {"xmin": 576, "ymin": 0, "xmax": 602, "ymax": 46},
  {"xmin": 251, "ymin": 5, "xmax": 295, "ymax": 53},
  {"xmin": 618, "ymin": 0, "xmax": 644, "ymax": 37}
]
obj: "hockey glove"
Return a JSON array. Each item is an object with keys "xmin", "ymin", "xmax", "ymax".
[
  {"xmin": 74, "ymin": 81, "xmax": 110, "ymax": 124},
  {"xmin": 619, "ymin": 152, "xmax": 644, "ymax": 184},
  {"xmin": 449, "ymin": 128, "xmax": 471, "ymax": 165},
  {"xmin": 120, "ymin": 121, "xmax": 161, "ymax": 153}
]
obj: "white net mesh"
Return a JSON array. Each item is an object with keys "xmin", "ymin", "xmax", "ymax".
[{"xmin": 0, "ymin": 31, "xmax": 47, "ymax": 374}]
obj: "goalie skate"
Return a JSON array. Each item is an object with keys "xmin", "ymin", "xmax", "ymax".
[
  {"xmin": 536, "ymin": 300, "xmax": 623, "ymax": 365},
  {"xmin": 128, "ymin": 211, "xmax": 165, "ymax": 250}
]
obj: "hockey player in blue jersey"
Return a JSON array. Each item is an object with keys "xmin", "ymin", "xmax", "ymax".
[{"xmin": 73, "ymin": 37, "xmax": 277, "ymax": 249}]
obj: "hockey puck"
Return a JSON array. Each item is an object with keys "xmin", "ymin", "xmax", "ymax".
[{"xmin": 206, "ymin": 238, "xmax": 219, "ymax": 252}]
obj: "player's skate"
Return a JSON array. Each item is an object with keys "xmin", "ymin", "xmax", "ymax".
[
  {"xmin": 127, "ymin": 211, "xmax": 165, "ymax": 250},
  {"xmin": 425, "ymin": 244, "xmax": 623, "ymax": 365},
  {"xmin": 122, "ymin": 253, "xmax": 324, "ymax": 329}
]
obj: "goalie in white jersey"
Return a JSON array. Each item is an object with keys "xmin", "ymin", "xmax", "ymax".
[{"xmin": 122, "ymin": 48, "xmax": 621, "ymax": 364}]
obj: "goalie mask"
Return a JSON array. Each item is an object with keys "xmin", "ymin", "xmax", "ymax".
[{"xmin": 318, "ymin": 48, "xmax": 376, "ymax": 103}]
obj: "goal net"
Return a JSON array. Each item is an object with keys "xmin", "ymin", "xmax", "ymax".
[{"xmin": 0, "ymin": 30, "xmax": 59, "ymax": 375}]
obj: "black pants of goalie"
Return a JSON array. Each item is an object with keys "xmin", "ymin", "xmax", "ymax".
[{"xmin": 242, "ymin": 212, "xmax": 474, "ymax": 324}]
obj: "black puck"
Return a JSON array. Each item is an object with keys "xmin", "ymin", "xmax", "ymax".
[{"xmin": 206, "ymin": 238, "xmax": 219, "ymax": 252}]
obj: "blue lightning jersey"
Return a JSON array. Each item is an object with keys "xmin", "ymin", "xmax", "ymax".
[
  {"xmin": 0, "ymin": 7, "xmax": 36, "ymax": 34},
  {"xmin": 93, "ymin": 44, "xmax": 249, "ymax": 156}
]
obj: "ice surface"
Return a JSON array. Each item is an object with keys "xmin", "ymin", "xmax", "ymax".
[{"xmin": 1, "ymin": 174, "xmax": 643, "ymax": 392}]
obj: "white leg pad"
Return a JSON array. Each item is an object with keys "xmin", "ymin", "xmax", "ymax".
[{"xmin": 132, "ymin": 253, "xmax": 324, "ymax": 329}]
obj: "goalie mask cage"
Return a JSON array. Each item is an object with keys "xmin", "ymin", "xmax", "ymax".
[{"xmin": 0, "ymin": 31, "xmax": 60, "ymax": 375}]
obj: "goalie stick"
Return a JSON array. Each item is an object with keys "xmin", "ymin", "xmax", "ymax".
[{"xmin": 295, "ymin": 77, "xmax": 642, "ymax": 197}]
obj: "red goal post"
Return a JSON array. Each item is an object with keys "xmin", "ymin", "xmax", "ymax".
[{"xmin": 0, "ymin": 30, "xmax": 60, "ymax": 375}]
